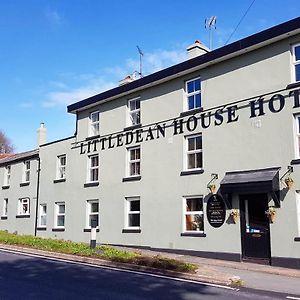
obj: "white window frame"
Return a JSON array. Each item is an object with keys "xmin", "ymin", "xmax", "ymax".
[
  {"xmin": 39, "ymin": 204, "xmax": 47, "ymax": 227},
  {"xmin": 185, "ymin": 77, "xmax": 201, "ymax": 111},
  {"xmin": 127, "ymin": 97, "xmax": 141, "ymax": 126},
  {"xmin": 291, "ymin": 43, "xmax": 300, "ymax": 83},
  {"xmin": 54, "ymin": 202, "xmax": 65, "ymax": 228},
  {"xmin": 18, "ymin": 198, "xmax": 30, "ymax": 216},
  {"xmin": 2, "ymin": 198, "xmax": 8, "ymax": 217},
  {"xmin": 89, "ymin": 111, "xmax": 100, "ymax": 137},
  {"xmin": 296, "ymin": 192, "xmax": 300, "ymax": 237},
  {"xmin": 127, "ymin": 146, "xmax": 141, "ymax": 177},
  {"xmin": 23, "ymin": 160, "xmax": 30, "ymax": 183},
  {"xmin": 185, "ymin": 134, "xmax": 203, "ymax": 170},
  {"xmin": 182, "ymin": 196, "xmax": 204, "ymax": 233},
  {"xmin": 56, "ymin": 155, "xmax": 66, "ymax": 179},
  {"xmin": 3, "ymin": 165, "xmax": 11, "ymax": 186},
  {"xmin": 125, "ymin": 197, "xmax": 140, "ymax": 229},
  {"xmin": 87, "ymin": 154, "xmax": 99, "ymax": 182},
  {"xmin": 86, "ymin": 200, "xmax": 99, "ymax": 229},
  {"xmin": 295, "ymin": 114, "xmax": 300, "ymax": 159}
]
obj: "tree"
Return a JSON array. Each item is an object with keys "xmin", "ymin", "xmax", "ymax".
[{"xmin": 0, "ymin": 130, "xmax": 14, "ymax": 153}]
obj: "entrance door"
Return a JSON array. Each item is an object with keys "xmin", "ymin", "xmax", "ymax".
[{"xmin": 240, "ymin": 194, "xmax": 271, "ymax": 263}]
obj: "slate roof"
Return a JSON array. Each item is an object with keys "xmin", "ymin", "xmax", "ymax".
[{"xmin": 0, "ymin": 149, "xmax": 39, "ymax": 166}]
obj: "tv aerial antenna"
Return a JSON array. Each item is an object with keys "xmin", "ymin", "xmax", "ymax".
[
  {"xmin": 205, "ymin": 16, "xmax": 217, "ymax": 50},
  {"xmin": 136, "ymin": 45, "xmax": 144, "ymax": 78}
]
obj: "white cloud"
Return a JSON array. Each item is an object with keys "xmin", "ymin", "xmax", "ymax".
[
  {"xmin": 43, "ymin": 78, "xmax": 115, "ymax": 107},
  {"xmin": 45, "ymin": 9, "xmax": 65, "ymax": 26},
  {"xmin": 43, "ymin": 48, "xmax": 186, "ymax": 108}
]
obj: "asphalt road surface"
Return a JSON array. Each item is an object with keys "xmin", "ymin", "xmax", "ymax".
[{"xmin": 0, "ymin": 250, "xmax": 285, "ymax": 300}]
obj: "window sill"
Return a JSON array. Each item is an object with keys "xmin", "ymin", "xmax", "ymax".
[
  {"xmin": 286, "ymin": 82, "xmax": 300, "ymax": 90},
  {"xmin": 123, "ymin": 124, "xmax": 142, "ymax": 131},
  {"xmin": 52, "ymin": 228, "xmax": 65, "ymax": 232},
  {"xmin": 16, "ymin": 215, "xmax": 30, "ymax": 219},
  {"xmin": 53, "ymin": 178, "xmax": 66, "ymax": 184},
  {"xmin": 180, "ymin": 107, "xmax": 203, "ymax": 117},
  {"xmin": 83, "ymin": 228, "xmax": 100, "ymax": 232},
  {"xmin": 84, "ymin": 182, "xmax": 99, "ymax": 188},
  {"xmin": 291, "ymin": 159, "xmax": 300, "ymax": 165},
  {"xmin": 36, "ymin": 227, "xmax": 46, "ymax": 231},
  {"xmin": 181, "ymin": 232, "xmax": 206, "ymax": 237},
  {"xmin": 20, "ymin": 182, "xmax": 30, "ymax": 187},
  {"xmin": 180, "ymin": 169, "xmax": 204, "ymax": 176},
  {"xmin": 294, "ymin": 237, "xmax": 300, "ymax": 242},
  {"xmin": 1, "ymin": 216, "xmax": 8, "ymax": 220},
  {"xmin": 122, "ymin": 176, "xmax": 141, "ymax": 182},
  {"xmin": 122, "ymin": 229, "xmax": 141, "ymax": 233},
  {"xmin": 2, "ymin": 185, "xmax": 10, "ymax": 190},
  {"xmin": 86, "ymin": 134, "xmax": 100, "ymax": 141}
]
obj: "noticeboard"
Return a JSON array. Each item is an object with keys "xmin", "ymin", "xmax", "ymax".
[{"xmin": 206, "ymin": 194, "xmax": 226, "ymax": 228}]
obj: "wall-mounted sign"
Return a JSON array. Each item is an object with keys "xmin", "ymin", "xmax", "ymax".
[
  {"xmin": 75, "ymin": 88, "xmax": 300, "ymax": 154},
  {"xmin": 206, "ymin": 194, "xmax": 226, "ymax": 228}
]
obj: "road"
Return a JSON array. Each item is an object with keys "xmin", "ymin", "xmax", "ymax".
[{"xmin": 0, "ymin": 250, "xmax": 286, "ymax": 299}]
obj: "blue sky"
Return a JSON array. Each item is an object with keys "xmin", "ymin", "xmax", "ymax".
[{"xmin": 0, "ymin": 0, "xmax": 299, "ymax": 152}]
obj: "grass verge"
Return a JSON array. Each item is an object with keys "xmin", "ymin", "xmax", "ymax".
[{"xmin": 0, "ymin": 230, "xmax": 197, "ymax": 273}]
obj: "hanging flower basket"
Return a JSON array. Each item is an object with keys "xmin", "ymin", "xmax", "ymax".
[
  {"xmin": 230, "ymin": 209, "xmax": 240, "ymax": 224},
  {"xmin": 284, "ymin": 177, "xmax": 294, "ymax": 189},
  {"xmin": 265, "ymin": 207, "xmax": 276, "ymax": 223},
  {"xmin": 208, "ymin": 184, "xmax": 216, "ymax": 194}
]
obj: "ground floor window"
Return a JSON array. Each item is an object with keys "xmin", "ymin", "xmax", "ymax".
[
  {"xmin": 125, "ymin": 197, "xmax": 140, "ymax": 229},
  {"xmin": 183, "ymin": 196, "xmax": 204, "ymax": 232},
  {"xmin": 39, "ymin": 204, "xmax": 47, "ymax": 227},
  {"xmin": 86, "ymin": 200, "xmax": 99, "ymax": 228},
  {"xmin": 55, "ymin": 202, "xmax": 65, "ymax": 228},
  {"xmin": 2, "ymin": 198, "xmax": 8, "ymax": 216},
  {"xmin": 18, "ymin": 198, "xmax": 30, "ymax": 215},
  {"xmin": 296, "ymin": 192, "xmax": 300, "ymax": 237}
]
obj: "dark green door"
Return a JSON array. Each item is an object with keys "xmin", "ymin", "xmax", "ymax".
[{"xmin": 240, "ymin": 194, "xmax": 271, "ymax": 263}]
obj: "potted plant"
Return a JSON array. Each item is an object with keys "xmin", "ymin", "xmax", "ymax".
[
  {"xmin": 265, "ymin": 206, "xmax": 276, "ymax": 223},
  {"xmin": 230, "ymin": 209, "xmax": 240, "ymax": 224},
  {"xmin": 208, "ymin": 184, "xmax": 217, "ymax": 194},
  {"xmin": 284, "ymin": 176, "xmax": 294, "ymax": 189}
]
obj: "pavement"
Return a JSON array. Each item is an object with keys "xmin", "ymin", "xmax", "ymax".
[{"xmin": 0, "ymin": 243, "xmax": 299, "ymax": 297}]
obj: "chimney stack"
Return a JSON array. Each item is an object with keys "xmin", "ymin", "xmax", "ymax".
[
  {"xmin": 186, "ymin": 40, "xmax": 210, "ymax": 59},
  {"xmin": 37, "ymin": 122, "xmax": 47, "ymax": 147}
]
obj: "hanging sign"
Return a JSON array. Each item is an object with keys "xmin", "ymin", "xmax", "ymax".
[{"xmin": 206, "ymin": 194, "xmax": 226, "ymax": 228}]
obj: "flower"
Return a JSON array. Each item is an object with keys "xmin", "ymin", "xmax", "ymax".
[
  {"xmin": 230, "ymin": 209, "xmax": 239, "ymax": 217},
  {"xmin": 265, "ymin": 207, "xmax": 276, "ymax": 216}
]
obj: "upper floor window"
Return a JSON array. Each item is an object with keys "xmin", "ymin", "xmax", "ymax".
[
  {"xmin": 88, "ymin": 154, "xmax": 99, "ymax": 182},
  {"xmin": 39, "ymin": 204, "xmax": 47, "ymax": 227},
  {"xmin": 2, "ymin": 198, "xmax": 8, "ymax": 217},
  {"xmin": 292, "ymin": 43, "xmax": 300, "ymax": 83},
  {"xmin": 183, "ymin": 197, "xmax": 204, "ymax": 233},
  {"xmin": 295, "ymin": 115, "xmax": 300, "ymax": 158},
  {"xmin": 57, "ymin": 155, "xmax": 66, "ymax": 179},
  {"xmin": 86, "ymin": 200, "xmax": 99, "ymax": 228},
  {"xmin": 3, "ymin": 165, "xmax": 11, "ymax": 186},
  {"xmin": 18, "ymin": 198, "xmax": 30, "ymax": 215},
  {"xmin": 186, "ymin": 78, "xmax": 201, "ymax": 111},
  {"xmin": 185, "ymin": 134, "xmax": 203, "ymax": 170},
  {"xmin": 128, "ymin": 146, "xmax": 140, "ymax": 177},
  {"xmin": 128, "ymin": 98, "xmax": 141, "ymax": 126},
  {"xmin": 23, "ymin": 161, "xmax": 30, "ymax": 182},
  {"xmin": 89, "ymin": 111, "xmax": 100, "ymax": 137}
]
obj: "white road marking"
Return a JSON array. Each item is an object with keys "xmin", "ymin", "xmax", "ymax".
[
  {"xmin": 286, "ymin": 296, "xmax": 300, "ymax": 300},
  {"xmin": 0, "ymin": 247, "xmax": 238, "ymax": 291}
]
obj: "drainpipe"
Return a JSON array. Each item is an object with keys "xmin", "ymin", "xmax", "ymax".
[{"xmin": 34, "ymin": 157, "xmax": 41, "ymax": 236}]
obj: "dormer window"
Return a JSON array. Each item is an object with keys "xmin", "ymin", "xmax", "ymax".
[
  {"xmin": 89, "ymin": 111, "xmax": 100, "ymax": 137},
  {"xmin": 292, "ymin": 43, "xmax": 300, "ymax": 83},
  {"xmin": 128, "ymin": 98, "xmax": 141, "ymax": 126},
  {"xmin": 186, "ymin": 78, "xmax": 201, "ymax": 111}
]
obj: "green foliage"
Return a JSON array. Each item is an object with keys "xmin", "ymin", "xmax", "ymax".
[{"xmin": 0, "ymin": 231, "xmax": 197, "ymax": 273}]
